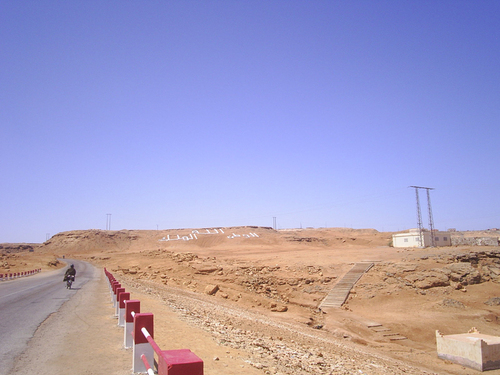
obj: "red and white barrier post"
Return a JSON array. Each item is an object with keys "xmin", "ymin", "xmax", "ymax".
[
  {"xmin": 132, "ymin": 312, "xmax": 154, "ymax": 373},
  {"xmin": 118, "ymin": 291, "xmax": 130, "ymax": 326},
  {"xmin": 111, "ymin": 280, "xmax": 117, "ymax": 296},
  {"xmin": 158, "ymin": 349, "xmax": 204, "ymax": 375},
  {"xmin": 124, "ymin": 300, "xmax": 140, "ymax": 348},
  {"xmin": 105, "ymin": 270, "xmax": 115, "ymax": 292},
  {"xmin": 115, "ymin": 287, "xmax": 125, "ymax": 316},
  {"xmin": 112, "ymin": 282, "xmax": 121, "ymax": 306}
]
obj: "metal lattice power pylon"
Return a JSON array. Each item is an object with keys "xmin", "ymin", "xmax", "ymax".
[
  {"xmin": 410, "ymin": 186, "xmax": 435, "ymax": 247},
  {"xmin": 426, "ymin": 188, "xmax": 436, "ymax": 247},
  {"xmin": 413, "ymin": 187, "xmax": 424, "ymax": 247}
]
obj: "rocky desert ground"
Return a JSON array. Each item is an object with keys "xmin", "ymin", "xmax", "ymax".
[{"xmin": 2, "ymin": 226, "xmax": 500, "ymax": 374}]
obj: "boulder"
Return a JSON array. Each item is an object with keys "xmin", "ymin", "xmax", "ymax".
[
  {"xmin": 481, "ymin": 265, "xmax": 500, "ymax": 281},
  {"xmin": 205, "ymin": 284, "xmax": 219, "ymax": 295},
  {"xmin": 270, "ymin": 302, "xmax": 288, "ymax": 312},
  {"xmin": 445, "ymin": 262, "xmax": 481, "ymax": 285},
  {"xmin": 405, "ymin": 270, "xmax": 450, "ymax": 289}
]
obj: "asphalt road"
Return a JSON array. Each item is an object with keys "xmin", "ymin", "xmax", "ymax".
[{"xmin": 0, "ymin": 259, "xmax": 94, "ymax": 375}]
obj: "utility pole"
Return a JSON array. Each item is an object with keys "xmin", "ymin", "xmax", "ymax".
[
  {"xmin": 106, "ymin": 213, "xmax": 112, "ymax": 230},
  {"xmin": 273, "ymin": 217, "xmax": 276, "ymax": 230},
  {"xmin": 410, "ymin": 186, "xmax": 435, "ymax": 247}
]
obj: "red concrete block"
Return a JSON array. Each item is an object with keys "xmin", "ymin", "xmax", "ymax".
[
  {"xmin": 158, "ymin": 349, "xmax": 203, "ymax": 375},
  {"xmin": 133, "ymin": 312, "xmax": 153, "ymax": 345},
  {"xmin": 125, "ymin": 300, "xmax": 140, "ymax": 323},
  {"xmin": 118, "ymin": 292, "xmax": 130, "ymax": 308}
]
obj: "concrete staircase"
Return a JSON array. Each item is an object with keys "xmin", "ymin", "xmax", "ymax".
[{"xmin": 319, "ymin": 262, "xmax": 374, "ymax": 309}]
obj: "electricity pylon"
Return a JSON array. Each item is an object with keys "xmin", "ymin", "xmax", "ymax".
[{"xmin": 410, "ymin": 186, "xmax": 435, "ymax": 247}]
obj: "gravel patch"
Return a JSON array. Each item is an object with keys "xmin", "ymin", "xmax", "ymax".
[{"xmin": 123, "ymin": 276, "xmax": 439, "ymax": 375}]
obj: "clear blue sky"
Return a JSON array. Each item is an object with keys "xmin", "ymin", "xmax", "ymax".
[{"xmin": 1, "ymin": 1, "xmax": 499, "ymax": 243}]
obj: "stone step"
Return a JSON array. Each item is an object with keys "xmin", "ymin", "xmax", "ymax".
[{"xmin": 389, "ymin": 335, "xmax": 408, "ymax": 341}]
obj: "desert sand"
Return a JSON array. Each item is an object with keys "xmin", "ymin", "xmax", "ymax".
[{"xmin": 2, "ymin": 226, "xmax": 500, "ymax": 374}]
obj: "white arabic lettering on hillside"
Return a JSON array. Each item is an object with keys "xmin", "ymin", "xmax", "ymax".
[{"xmin": 158, "ymin": 229, "xmax": 259, "ymax": 242}]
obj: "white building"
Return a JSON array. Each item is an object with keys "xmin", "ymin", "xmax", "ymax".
[{"xmin": 392, "ymin": 228, "xmax": 451, "ymax": 248}]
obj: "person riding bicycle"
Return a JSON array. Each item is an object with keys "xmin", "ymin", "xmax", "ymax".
[{"xmin": 64, "ymin": 264, "xmax": 76, "ymax": 281}]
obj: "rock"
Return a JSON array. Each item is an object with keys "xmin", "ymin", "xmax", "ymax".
[
  {"xmin": 482, "ymin": 265, "xmax": 500, "ymax": 280},
  {"xmin": 485, "ymin": 297, "xmax": 500, "ymax": 306},
  {"xmin": 393, "ymin": 263, "xmax": 418, "ymax": 273},
  {"xmin": 173, "ymin": 252, "xmax": 198, "ymax": 262},
  {"xmin": 193, "ymin": 265, "xmax": 220, "ymax": 275},
  {"xmin": 405, "ymin": 270, "xmax": 450, "ymax": 289},
  {"xmin": 442, "ymin": 298, "xmax": 466, "ymax": 309},
  {"xmin": 287, "ymin": 278, "xmax": 301, "ymax": 286},
  {"xmin": 445, "ymin": 262, "xmax": 481, "ymax": 285},
  {"xmin": 205, "ymin": 284, "xmax": 219, "ymax": 295},
  {"xmin": 270, "ymin": 303, "xmax": 288, "ymax": 312}
]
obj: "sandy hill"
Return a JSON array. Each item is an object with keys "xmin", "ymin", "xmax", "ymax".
[{"xmin": 39, "ymin": 226, "xmax": 392, "ymax": 253}]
